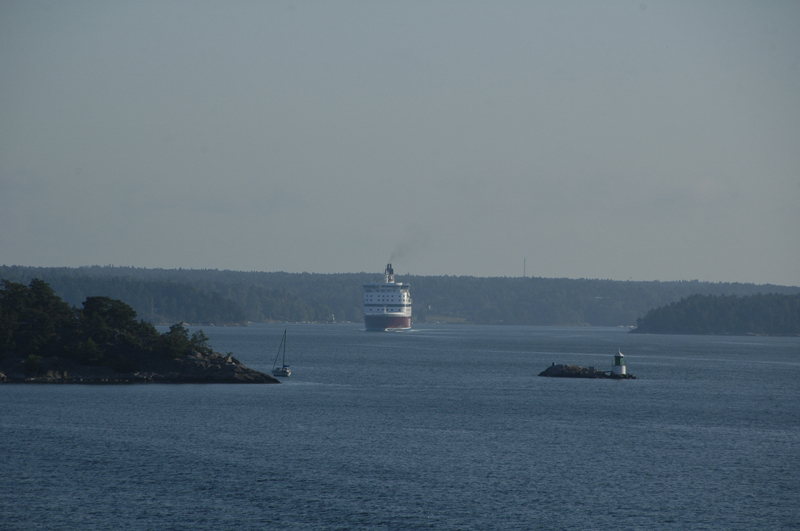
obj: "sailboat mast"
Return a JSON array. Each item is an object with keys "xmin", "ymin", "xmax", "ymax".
[
  {"xmin": 282, "ymin": 329, "xmax": 287, "ymax": 366},
  {"xmin": 273, "ymin": 329, "xmax": 287, "ymax": 369}
]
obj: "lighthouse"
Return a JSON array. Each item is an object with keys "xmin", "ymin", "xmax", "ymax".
[{"xmin": 612, "ymin": 350, "xmax": 626, "ymax": 376}]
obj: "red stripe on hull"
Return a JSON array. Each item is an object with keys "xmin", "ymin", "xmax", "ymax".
[{"xmin": 364, "ymin": 315, "xmax": 411, "ymax": 330}]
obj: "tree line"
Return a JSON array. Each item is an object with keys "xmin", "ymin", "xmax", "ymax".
[
  {"xmin": 1, "ymin": 265, "xmax": 798, "ymax": 327},
  {"xmin": 631, "ymin": 293, "xmax": 800, "ymax": 336},
  {"xmin": 0, "ymin": 279, "xmax": 213, "ymax": 375}
]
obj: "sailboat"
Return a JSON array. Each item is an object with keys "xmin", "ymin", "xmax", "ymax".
[{"xmin": 271, "ymin": 329, "xmax": 291, "ymax": 377}]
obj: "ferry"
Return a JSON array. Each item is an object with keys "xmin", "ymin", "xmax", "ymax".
[{"xmin": 363, "ymin": 263, "xmax": 412, "ymax": 330}]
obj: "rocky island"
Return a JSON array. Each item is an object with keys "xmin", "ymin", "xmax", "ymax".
[
  {"xmin": 0, "ymin": 349, "xmax": 279, "ymax": 384},
  {"xmin": 0, "ymin": 278, "xmax": 279, "ymax": 384},
  {"xmin": 538, "ymin": 363, "xmax": 636, "ymax": 379}
]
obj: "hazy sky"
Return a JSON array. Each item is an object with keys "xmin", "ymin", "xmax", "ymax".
[{"xmin": 2, "ymin": 1, "xmax": 799, "ymax": 285}]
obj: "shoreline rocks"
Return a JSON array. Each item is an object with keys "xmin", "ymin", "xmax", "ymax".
[
  {"xmin": 538, "ymin": 363, "xmax": 636, "ymax": 379},
  {"xmin": 0, "ymin": 350, "xmax": 280, "ymax": 384}
]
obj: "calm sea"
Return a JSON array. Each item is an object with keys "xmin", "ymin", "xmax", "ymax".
[{"xmin": 2, "ymin": 324, "xmax": 799, "ymax": 530}]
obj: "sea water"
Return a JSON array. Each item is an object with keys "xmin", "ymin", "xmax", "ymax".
[{"xmin": 2, "ymin": 324, "xmax": 798, "ymax": 530}]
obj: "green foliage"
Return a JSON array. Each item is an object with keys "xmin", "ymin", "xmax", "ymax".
[
  {"xmin": 157, "ymin": 324, "xmax": 212, "ymax": 358},
  {"xmin": 190, "ymin": 330, "xmax": 212, "ymax": 354},
  {"xmin": 82, "ymin": 296, "xmax": 138, "ymax": 331},
  {"xmin": 0, "ymin": 279, "xmax": 77, "ymax": 356},
  {"xmin": 69, "ymin": 338, "xmax": 104, "ymax": 364},
  {"xmin": 0, "ymin": 279, "xmax": 217, "ymax": 374},
  {"xmin": 633, "ymin": 293, "xmax": 800, "ymax": 336},
  {"xmin": 1, "ymin": 266, "xmax": 799, "ymax": 327},
  {"xmin": 161, "ymin": 323, "xmax": 191, "ymax": 358},
  {"xmin": 0, "ymin": 271, "xmax": 246, "ymax": 325},
  {"xmin": 24, "ymin": 354, "xmax": 44, "ymax": 375}
]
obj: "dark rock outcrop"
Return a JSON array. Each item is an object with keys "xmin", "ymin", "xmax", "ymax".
[
  {"xmin": 538, "ymin": 363, "xmax": 636, "ymax": 379},
  {"xmin": 0, "ymin": 350, "xmax": 280, "ymax": 384}
]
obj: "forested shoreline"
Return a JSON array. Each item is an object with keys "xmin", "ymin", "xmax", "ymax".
[
  {"xmin": 632, "ymin": 293, "xmax": 800, "ymax": 336},
  {"xmin": 0, "ymin": 278, "xmax": 209, "ymax": 375},
  {"xmin": 2, "ymin": 265, "xmax": 798, "ymax": 327},
  {"xmin": 0, "ymin": 279, "xmax": 277, "ymax": 383}
]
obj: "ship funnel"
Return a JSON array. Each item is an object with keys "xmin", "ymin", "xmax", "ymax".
[{"xmin": 385, "ymin": 263, "xmax": 395, "ymax": 283}]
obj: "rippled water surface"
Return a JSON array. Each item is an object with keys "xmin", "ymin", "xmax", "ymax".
[{"xmin": 2, "ymin": 324, "xmax": 799, "ymax": 530}]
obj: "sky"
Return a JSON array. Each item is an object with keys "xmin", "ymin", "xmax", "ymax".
[{"xmin": 1, "ymin": 1, "xmax": 799, "ymax": 286}]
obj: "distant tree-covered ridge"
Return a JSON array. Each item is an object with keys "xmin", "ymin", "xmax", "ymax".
[
  {"xmin": 0, "ymin": 279, "xmax": 213, "ymax": 376},
  {"xmin": 1, "ymin": 265, "xmax": 799, "ymax": 327},
  {"xmin": 0, "ymin": 274, "xmax": 247, "ymax": 326},
  {"xmin": 631, "ymin": 293, "xmax": 800, "ymax": 336}
]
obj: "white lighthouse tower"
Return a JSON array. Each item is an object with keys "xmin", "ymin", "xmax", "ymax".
[{"xmin": 611, "ymin": 350, "xmax": 627, "ymax": 376}]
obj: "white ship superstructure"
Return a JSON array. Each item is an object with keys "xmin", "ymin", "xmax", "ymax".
[{"xmin": 363, "ymin": 263, "xmax": 412, "ymax": 330}]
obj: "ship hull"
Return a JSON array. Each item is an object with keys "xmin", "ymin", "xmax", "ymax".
[{"xmin": 364, "ymin": 314, "xmax": 411, "ymax": 331}]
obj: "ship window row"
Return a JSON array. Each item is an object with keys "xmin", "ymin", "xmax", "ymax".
[{"xmin": 364, "ymin": 289, "xmax": 409, "ymax": 292}]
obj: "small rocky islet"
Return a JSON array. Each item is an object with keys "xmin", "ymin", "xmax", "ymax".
[{"xmin": 538, "ymin": 363, "xmax": 636, "ymax": 379}]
